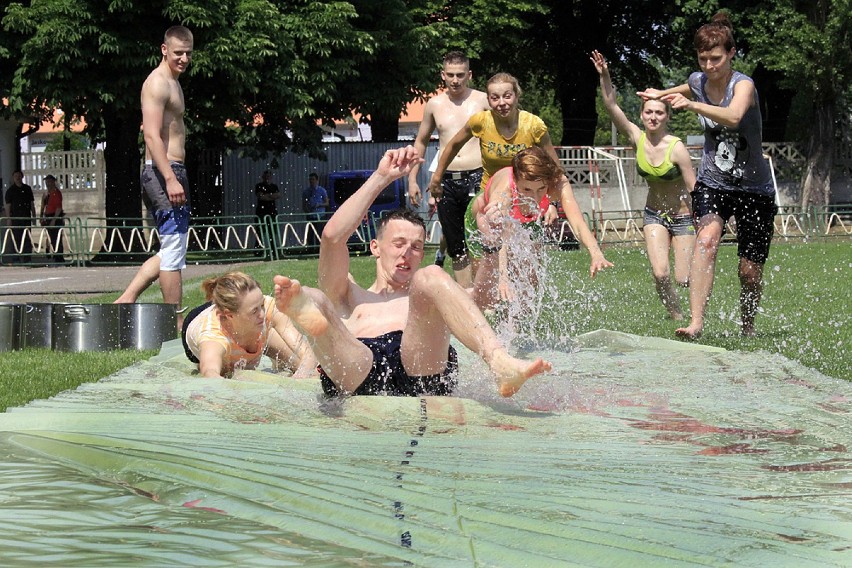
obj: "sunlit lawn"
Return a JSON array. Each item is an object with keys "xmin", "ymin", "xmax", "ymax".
[{"xmin": 1, "ymin": 240, "xmax": 848, "ymax": 411}]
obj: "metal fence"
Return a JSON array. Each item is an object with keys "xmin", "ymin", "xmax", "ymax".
[{"xmin": 3, "ymin": 204, "xmax": 848, "ymax": 267}]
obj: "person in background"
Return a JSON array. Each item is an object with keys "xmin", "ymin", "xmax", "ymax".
[
  {"xmin": 301, "ymin": 172, "xmax": 329, "ymax": 249},
  {"xmin": 429, "ymin": 72, "xmax": 612, "ymax": 280},
  {"xmin": 3, "ymin": 170, "xmax": 36, "ymax": 264},
  {"xmin": 592, "ymin": 50, "xmax": 696, "ymax": 320},
  {"xmin": 182, "ymin": 271, "xmax": 316, "ymax": 379},
  {"xmin": 408, "ymin": 51, "xmax": 489, "ymax": 287},
  {"xmin": 638, "ymin": 12, "xmax": 777, "ymax": 338},
  {"xmin": 466, "ymin": 147, "xmax": 564, "ymax": 310},
  {"xmin": 39, "ymin": 174, "xmax": 65, "ymax": 263},
  {"xmin": 302, "ymin": 173, "xmax": 329, "ymax": 215},
  {"xmin": 255, "ymin": 170, "xmax": 280, "ymax": 222}
]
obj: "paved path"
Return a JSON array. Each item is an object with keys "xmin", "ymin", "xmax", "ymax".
[{"xmin": 0, "ymin": 262, "xmax": 263, "ymax": 303}]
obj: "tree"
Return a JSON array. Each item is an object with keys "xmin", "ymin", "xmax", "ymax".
[
  {"xmin": 338, "ymin": 0, "xmax": 448, "ymax": 142},
  {"xmin": 425, "ymin": 0, "xmax": 682, "ymax": 145},
  {"xmin": 743, "ymin": 0, "xmax": 852, "ymax": 206},
  {"xmin": 1, "ymin": 0, "xmax": 372, "ymax": 222}
]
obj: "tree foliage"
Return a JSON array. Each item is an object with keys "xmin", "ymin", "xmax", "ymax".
[
  {"xmin": 743, "ymin": 0, "xmax": 852, "ymax": 205},
  {"xmin": 1, "ymin": 0, "xmax": 373, "ymax": 218}
]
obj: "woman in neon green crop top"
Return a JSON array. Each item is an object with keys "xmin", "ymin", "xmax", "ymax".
[{"xmin": 592, "ymin": 50, "xmax": 697, "ymax": 320}]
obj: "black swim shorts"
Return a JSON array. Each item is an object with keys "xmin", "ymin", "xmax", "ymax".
[
  {"xmin": 438, "ymin": 168, "xmax": 483, "ymax": 261},
  {"xmin": 319, "ymin": 330, "xmax": 458, "ymax": 396}
]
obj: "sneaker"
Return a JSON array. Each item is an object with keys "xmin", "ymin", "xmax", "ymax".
[{"xmin": 434, "ymin": 250, "xmax": 446, "ymax": 267}]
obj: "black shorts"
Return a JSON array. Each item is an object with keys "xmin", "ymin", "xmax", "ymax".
[
  {"xmin": 438, "ymin": 168, "xmax": 483, "ymax": 260},
  {"xmin": 319, "ymin": 330, "xmax": 458, "ymax": 397},
  {"xmin": 181, "ymin": 301, "xmax": 213, "ymax": 364},
  {"xmin": 692, "ymin": 181, "xmax": 777, "ymax": 264}
]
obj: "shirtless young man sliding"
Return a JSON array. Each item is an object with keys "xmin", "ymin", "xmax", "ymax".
[
  {"xmin": 273, "ymin": 146, "xmax": 551, "ymax": 398},
  {"xmin": 115, "ymin": 26, "xmax": 193, "ymax": 323},
  {"xmin": 408, "ymin": 52, "xmax": 489, "ymax": 287}
]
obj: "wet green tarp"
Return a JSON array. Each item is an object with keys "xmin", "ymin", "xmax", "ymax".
[{"xmin": 0, "ymin": 331, "xmax": 849, "ymax": 566}]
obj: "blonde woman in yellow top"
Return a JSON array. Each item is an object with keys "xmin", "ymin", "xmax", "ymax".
[
  {"xmin": 592, "ymin": 50, "xmax": 696, "ymax": 320},
  {"xmin": 428, "ymin": 72, "xmax": 611, "ymax": 279}
]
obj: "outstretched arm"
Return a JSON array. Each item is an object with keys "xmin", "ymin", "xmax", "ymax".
[
  {"xmin": 636, "ymin": 83, "xmax": 691, "ymax": 102},
  {"xmin": 550, "ymin": 183, "xmax": 613, "ymax": 278},
  {"xmin": 197, "ymin": 342, "xmax": 226, "ymax": 378},
  {"xmin": 591, "ymin": 50, "xmax": 642, "ymax": 146},
  {"xmin": 427, "ymin": 124, "xmax": 473, "ymax": 199},
  {"xmin": 663, "ymin": 80, "xmax": 754, "ymax": 128},
  {"xmin": 318, "ymin": 146, "xmax": 423, "ymax": 302}
]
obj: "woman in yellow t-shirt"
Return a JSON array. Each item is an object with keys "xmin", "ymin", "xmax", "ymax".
[
  {"xmin": 182, "ymin": 271, "xmax": 315, "ymax": 378},
  {"xmin": 428, "ymin": 72, "xmax": 611, "ymax": 279}
]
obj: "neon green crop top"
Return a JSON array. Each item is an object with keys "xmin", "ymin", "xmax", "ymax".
[{"xmin": 636, "ymin": 134, "xmax": 682, "ymax": 182}]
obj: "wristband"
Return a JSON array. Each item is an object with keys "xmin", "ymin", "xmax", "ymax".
[{"xmin": 482, "ymin": 244, "xmax": 500, "ymax": 254}]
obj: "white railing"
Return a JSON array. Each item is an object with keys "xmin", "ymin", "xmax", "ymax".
[{"xmin": 20, "ymin": 149, "xmax": 106, "ymax": 192}]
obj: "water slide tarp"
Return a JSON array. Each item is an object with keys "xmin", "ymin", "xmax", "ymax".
[{"xmin": 0, "ymin": 331, "xmax": 849, "ymax": 566}]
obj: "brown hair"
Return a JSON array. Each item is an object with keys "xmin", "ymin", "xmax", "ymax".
[
  {"xmin": 376, "ymin": 208, "xmax": 427, "ymax": 238},
  {"xmin": 443, "ymin": 51, "xmax": 469, "ymax": 67},
  {"xmin": 486, "ymin": 72, "xmax": 522, "ymax": 100},
  {"xmin": 201, "ymin": 271, "xmax": 261, "ymax": 313},
  {"xmin": 164, "ymin": 25, "xmax": 193, "ymax": 45},
  {"xmin": 694, "ymin": 12, "xmax": 735, "ymax": 52},
  {"xmin": 640, "ymin": 97, "xmax": 673, "ymax": 119},
  {"xmin": 512, "ymin": 147, "xmax": 562, "ymax": 187}
]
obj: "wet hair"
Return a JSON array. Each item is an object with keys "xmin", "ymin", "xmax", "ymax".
[
  {"xmin": 443, "ymin": 51, "xmax": 470, "ymax": 67},
  {"xmin": 201, "ymin": 271, "xmax": 261, "ymax": 313},
  {"xmin": 375, "ymin": 208, "xmax": 427, "ymax": 238},
  {"xmin": 694, "ymin": 12, "xmax": 735, "ymax": 53},
  {"xmin": 640, "ymin": 97, "xmax": 673, "ymax": 119},
  {"xmin": 164, "ymin": 25, "xmax": 193, "ymax": 45},
  {"xmin": 512, "ymin": 147, "xmax": 562, "ymax": 187},
  {"xmin": 308, "ymin": 172, "xmax": 319, "ymax": 181},
  {"xmin": 486, "ymin": 72, "xmax": 522, "ymax": 100}
]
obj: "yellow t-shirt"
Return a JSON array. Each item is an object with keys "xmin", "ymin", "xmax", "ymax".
[
  {"xmin": 468, "ymin": 110, "xmax": 548, "ymax": 189},
  {"xmin": 186, "ymin": 295, "xmax": 278, "ymax": 374}
]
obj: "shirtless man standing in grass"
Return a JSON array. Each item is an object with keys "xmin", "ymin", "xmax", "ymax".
[
  {"xmin": 408, "ymin": 52, "xmax": 489, "ymax": 287},
  {"xmin": 115, "ymin": 26, "xmax": 193, "ymax": 324},
  {"xmin": 273, "ymin": 146, "xmax": 551, "ymax": 398}
]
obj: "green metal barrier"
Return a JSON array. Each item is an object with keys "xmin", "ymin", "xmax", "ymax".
[
  {"xmin": 271, "ymin": 212, "xmax": 374, "ymax": 260},
  {"xmin": 0, "ymin": 216, "xmax": 75, "ymax": 266},
  {"xmin": 813, "ymin": 203, "xmax": 852, "ymax": 237},
  {"xmin": 75, "ymin": 215, "xmax": 269, "ymax": 266}
]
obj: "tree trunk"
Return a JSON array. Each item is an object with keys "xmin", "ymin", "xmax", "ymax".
[
  {"xmin": 92, "ymin": 106, "xmax": 146, "ymax": 263},
  {"xmin": 557, "ymin": 73, "xmax": 598, "ymax": 146},
  {"xmin": 367, "ymin": 107, "xmax": 400, "ymax": 143},
  {"xmin": 103, "ymin": 106, "xmax": 142, "ymax": 220},
  {"xmin": 750, "ymin": 64, "xmax": 795, "ymax": 143},
  {"xmin": 800, "ymin": 99, "xmax": 835, "ymax": 207}
]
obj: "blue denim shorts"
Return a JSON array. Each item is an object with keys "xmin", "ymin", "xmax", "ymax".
[{"xmin": 643, "ymin": 207, "xmax": 695, "ymax": 237}]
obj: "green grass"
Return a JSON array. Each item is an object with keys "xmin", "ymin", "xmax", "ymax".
[
  {"xmin": 0, "ymin": 349, "xmax": 156, "ymax": 411},
  {"xmin": 1, "ymin": 240, "xmax": 849, "ymax": 412}
]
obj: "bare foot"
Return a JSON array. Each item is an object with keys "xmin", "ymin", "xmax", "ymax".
[
  {"xmin": 113, "ymin": 295, "xmax": 135, "ymax": 304},
  {"xmin": 675, "ymin": 324, "xmax": 703, "ymax": 340},
  {"xmin": 273, "ymin": 276, "xmax": 329, "ymax": 337},
  {"xmin": 489, "ymin": 350, "xmax": 553, "ymax": 397}
]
